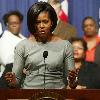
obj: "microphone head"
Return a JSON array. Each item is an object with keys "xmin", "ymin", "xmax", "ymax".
[{"xmin": 43, "ymin": 51, "xmax": 48, "ymax": 58}]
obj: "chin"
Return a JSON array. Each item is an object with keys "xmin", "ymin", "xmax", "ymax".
[
  {"xmin": 85, "ymin": 33, "xmax": 94, "ymax": 37},
  {"xmin": 13, "ymin": 32, "xmax": 19, "ymax": 36},
  {"xmin": 41, "ymin": 39, "xmax": 48, "ymax": 44},
  {"xmin": 40, "ymin": 38, "xmax": 48, "ymax": 43}
]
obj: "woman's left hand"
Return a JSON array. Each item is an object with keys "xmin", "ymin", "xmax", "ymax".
[{"xmin": 68, "ymin": 70, "xmax": 78, "ymax": 89}]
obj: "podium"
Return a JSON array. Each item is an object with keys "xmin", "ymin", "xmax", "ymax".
[{"xmin": 0, "ymin": 89, "xmax": 100, "ymax": 100}]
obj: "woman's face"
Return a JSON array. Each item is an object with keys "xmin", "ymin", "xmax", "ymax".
[
  {"xmin": 34, "ymin": 11, "xmax": 52, "ymax": 42},
  {"xmin": 7, "ymin": 15, "xmax": 21, "ymax": 36},
  {"xmin": 72, "ymin": 41, "xmax": 85, "ymax": 61}
]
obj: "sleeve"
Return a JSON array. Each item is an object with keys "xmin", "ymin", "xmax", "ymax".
[
  {"xmin": 64, "ymin": 41, "xmax": 75, "ymax": 71},
  {"xmin": 12, "ymin": 42, "xmax": 25, "ymax": 85}
]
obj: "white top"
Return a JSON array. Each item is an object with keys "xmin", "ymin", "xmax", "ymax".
[
  {"xmin": 0, "ymin": 30, "xmax": 25, "ymax": 66},
  {"xmin": 0, "ymin": 22, "xmax": 2, "ymax": 35}
]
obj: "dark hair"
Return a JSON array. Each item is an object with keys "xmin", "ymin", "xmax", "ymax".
[
  {"xmin": 70, "ymin": 37, "xmax": 88, "ymax": 51},
  {"xmin": 27, "ymin": 1, "xmax": 58, "ymax": 35},
  {"xmin": 3, "ymin": 10, "xmax": 23, "ymax": 26},
  {"xmin": 82, "ymin": 16, "xmax": 97, "ymax": 30}
]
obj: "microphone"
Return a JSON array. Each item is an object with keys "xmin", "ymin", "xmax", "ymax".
[
  {"xmin": 43, "ymin": 51, "xmax": 48, "ymax": 89},
  {"xmin": 43, "ymin": 51, "xmax": 48, "ymax": 59}
]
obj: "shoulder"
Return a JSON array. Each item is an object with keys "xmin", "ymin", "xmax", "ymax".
[
  {"xmin": 15, "ymin": 38, "xmax": 33, "ymax": 49},
  {"xmin": 84, "ymin": 61, "xmax": 100, "ymax": 70},
  {"xmin": 85, "ymin": 61, "xmax": 98, "ymax": 66},
  {"xmin": 52, "ymin": 35, "xmax": 71, "ymax": 45}
]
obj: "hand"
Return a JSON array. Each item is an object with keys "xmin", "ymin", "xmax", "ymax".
[
  {"xmin": 23, "ymin": 63, "xmax": 31, "ymax": 75},
  {"xmin": 23, "ymin": 68, "xmax": 28, "ymax": 75},
  {"xmin": 67, "ymin": 85, "xmax": 86, "ymax": 89},
  {"xmin": 4, "ymin": 72, "xmax": 17, "ymax": 87},
  {"xmin": 76, "ymin": 85, "xmax": 86, "ymax": 89},
  {"xmin": 67, "ymin": 70, "xmax": 78, "ymax": 89},
  {"xmin": 68, "ymin": 70, "xmax": 77, "ymax": 82}
]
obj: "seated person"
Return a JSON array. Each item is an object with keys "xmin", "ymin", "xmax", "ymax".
[{"xmin": 70, "ymin": 37, "xmax": 100, "ymax": 89}]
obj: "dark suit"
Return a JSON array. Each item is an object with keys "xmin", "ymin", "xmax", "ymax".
[
  {"xmin": 0, "ymin": 63, "xmax": 13, "ymax": 88},
  {"xmin": 53, "ymin": 20, "xmax": 77, "ymax": 40},
  {"xmin": 95, "ymin": 43, "xmax": 100, "ymax": 67},
  {"xmin": 78, "ymin": 62, "xmax": 100, "ymax": 89}
]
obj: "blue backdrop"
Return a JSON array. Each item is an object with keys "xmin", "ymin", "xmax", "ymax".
[
  {"xmin": 68, "ymin": 0, "xmax": 100, "ymax": 37},
  {"xmin": 0, "ymin": 0, "xmax": 100, "ymax": 37},
  {"xmin": 0, "ymin": 0, "xmax": 37, "ymax": 37}
]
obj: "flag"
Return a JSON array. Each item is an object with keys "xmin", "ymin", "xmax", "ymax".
[
  {"xmin": 59, "ymin": 0, "xmax": 68, "ymax": 22},
  {"xmin": 38, "ymin": 0, "xmax": 68, "ymax": 22}
]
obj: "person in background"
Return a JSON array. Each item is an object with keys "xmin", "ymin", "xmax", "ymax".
[
  {"xmin": 48, "ymin": 0, "xmax": 77, "ymax": 40},
  {"xmin": 0, "ymin": 11, "xmax": 25, "ymax": 88},
  {"xmin": 70, "ymin": 37, "xmax": 100, "ymax": 89},
  {"xmin": 82, "ymin": 16, "xmax": 100, "ymax": 67},
  {"xmin": 0, "ymin": 22, "xmax": 3, "ymax": 37},
  {"xmin": 5, "ymin": 1, "xmax": 77, "ymax": 89},
  {"xmin": 0, "ymin": 22, "xmax": 3, "ymax": 77}
]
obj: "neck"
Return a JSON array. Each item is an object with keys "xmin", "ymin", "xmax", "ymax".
[
  {"xmin": 84, "ymin": 34, "xmax": 97, "ymax": 41},
  {"xmin": 75, "ymin": 61, "xmax": 82, "ymax": 69},
  {"xmin": 35, "ymin": 33, "xmax": 53, "ymax": 44},
  {"xmin": 84, "ymin": 34, "xmax": 97, "ymax": 50},
  {"xmin": 15, "ymin": 34, "xmax": 22, "ymax": 39}
]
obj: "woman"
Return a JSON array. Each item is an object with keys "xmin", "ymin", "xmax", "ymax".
[
  {"xmin": 71, "ymin": 38, "xmax": 100, "ymax": 89},
  {"xmin": 5, "ymin": 2, "xmax": 77, "ymax": 89},
  {"xmin": 0, "ymin": 11, "xmax": 25, "ymax": 88}
]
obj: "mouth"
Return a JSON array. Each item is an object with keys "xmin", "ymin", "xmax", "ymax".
[
  {"xmin": 74, "ymin": 52, "xmax": 79, "ymax": 56},
  {"xmin": 39, "ymin": 30, "xmax": 45, "ymax": 34}
]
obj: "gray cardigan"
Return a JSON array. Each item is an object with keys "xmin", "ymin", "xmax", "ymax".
[{"xmin": 12, "ymin": 39, "xmax": 75, "ymax": 89}]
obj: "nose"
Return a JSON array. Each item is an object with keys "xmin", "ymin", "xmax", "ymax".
[
  {"xmin": 86, "ymin": 25, "xmax": 91, "ymax": 30},
  {"xmin": 73, "ymin": 47, "xmax": 79, "ymax": 52},
  {"xmin": 40, "ymin": 22, "xmax": 44, "ymax": 28},
  {"xmin": 12, "ymin": 24, "xmax": 17, "ymax": 27},
  {"xmin": 74, "ymin": 48, "xmax": 78, "ymax": 52}
]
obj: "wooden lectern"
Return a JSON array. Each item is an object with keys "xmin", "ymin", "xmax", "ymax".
[{"xmin": 0, "ymin": 89, "xmax": 100, "ymax": 100}]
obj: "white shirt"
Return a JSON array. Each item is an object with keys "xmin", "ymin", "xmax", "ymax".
[
  {"xmin": 0, "ymin": 22, "xmax": 3, "ymax": 35},
  {"xmin": 0, "ymin": 30, "xmax": 25, "ymax": 66}
]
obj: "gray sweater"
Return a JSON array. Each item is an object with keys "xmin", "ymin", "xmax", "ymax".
[{"xmin": 12, "ymin": 39, "xmax": 75, "ymax": 89}]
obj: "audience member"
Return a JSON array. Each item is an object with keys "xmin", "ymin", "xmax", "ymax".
[
  {"xmin": 5, "ymin": 2, "xmax": 77, "ymax": 89},
  {"xmin": 82, "ymin": 16, "xmax": 100, "ymax": 67},
  {"xmin": 70, "ymin": 38, "xmax": 100, "ymax": 89},
  {"xmin": 0, "ymin": 11, "xmax": 25, "ymax": 88},
  {"xmin": 0, "ymin": 22, "xmax": 3, "ymax": 37}
]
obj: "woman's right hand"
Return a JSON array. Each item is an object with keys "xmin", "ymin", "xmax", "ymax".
[{"xmin": 4, "ymin": 72, "xmax": 17, "ymax": 88}]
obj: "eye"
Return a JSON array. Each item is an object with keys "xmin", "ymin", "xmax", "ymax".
[
  {"xmin": 43, "ymin": 20, "xmax": 48, "ymax": 24},
  {"xmin": 35, "ymin": 21, "xmax": 41, "ymax": 24}
]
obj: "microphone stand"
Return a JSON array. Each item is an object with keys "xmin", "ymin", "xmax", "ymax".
[
  {"xmin": 43, "ymin": 57, "xmax": 46, "ymax": 89},
  {"xmin": 43, "ymin": 51, "xmax": 48, "ymax": 89}
]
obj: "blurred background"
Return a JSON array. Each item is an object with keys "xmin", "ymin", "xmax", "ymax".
[{"xmin": 0, "ymin": 0, "xmax": 100, "ymax": 37}]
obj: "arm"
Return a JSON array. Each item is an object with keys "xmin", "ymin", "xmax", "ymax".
[
  {"xmin": 64, "ymin": 41, "xmax": 77, "ymax": 89},
  {"xmin": 12, "ymin": 41, "xmax": 25, "ymax": 87}
]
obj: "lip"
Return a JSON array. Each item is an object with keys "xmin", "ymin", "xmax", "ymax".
[
  {"xmin": 39, "ymin": 30, "xmax": 45, "ymax": 34},
  {"xmin": 74, "ymin": 52, "xmax": 79, "ymax": 56}
]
